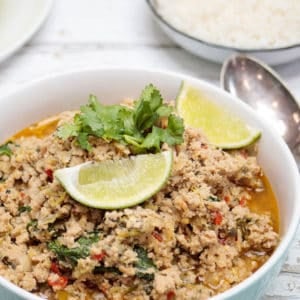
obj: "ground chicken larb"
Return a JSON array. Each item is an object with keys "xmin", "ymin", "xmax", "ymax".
[{"xmin": 0, "ymin": 113, "xmax": 279, "ymax": 300}]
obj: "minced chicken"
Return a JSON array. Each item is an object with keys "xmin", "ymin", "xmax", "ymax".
[{"xmin": 0, "ymin": 114, "xmax": 279, "ymax": 300}]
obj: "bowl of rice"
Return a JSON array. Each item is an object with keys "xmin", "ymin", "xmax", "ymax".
[
  {"xmin": 0, "ymin": 68, "xmax": 299, "ymax": 300},
  {"xmin": 147, "ymin": 0, "xmax": 300, "ymax": 65}
]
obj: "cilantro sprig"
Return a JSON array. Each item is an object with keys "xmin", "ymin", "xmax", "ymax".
[
  {"xmin": 0, "ymin": 142, "xmax": 13, "ymax": 157},
  {"xmin": 56, "ymin": 84, "xmax": 184, "ymax": 153}
]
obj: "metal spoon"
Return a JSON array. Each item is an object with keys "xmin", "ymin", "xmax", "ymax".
[{"xmin": 220, "ymin": 54, "xmax": 300, "ymax": 164}]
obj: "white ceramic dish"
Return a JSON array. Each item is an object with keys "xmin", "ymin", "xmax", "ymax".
[
  {"xmin": 0, "ymin": 68, "xmax": 299, "ymax": 300},
  {"xmin": 146, "ymin": 0, "xmax": 300, "ymax": 66},
  {"xmin": 0, "ymin": 0, "xmax": 53, "ymax": 63}
]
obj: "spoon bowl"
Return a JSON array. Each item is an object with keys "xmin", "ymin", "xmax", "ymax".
[{"xmin": 221, "ymin": 54, "xmax": 300, "ymax": 163}]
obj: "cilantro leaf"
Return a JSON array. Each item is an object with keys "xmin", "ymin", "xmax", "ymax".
[
  {"xmin": 156, "ymin": 104, "xmax": 173, "ymax": 117},
  {"xmin": 56, "ymin": 123, "xmax": 80, "ymax": 139},
  {"xmin": 136, "ymin": 84, "xmax": 163, "ymax": 112},
  {"xmin": 0, "ymin": 142, "xmax": 13, "ymax": 157},
  {"xmin": 141, "ymin": 127, "xmax": 164, "ymax": 152},
  {"xmin": 80, "ymin": 105, "xmax": 104, "ymax": 134},
  {"xmin": 77, "ymin": 132, "xmax": 91, "ymax": 151},
  {"xmin": 134, "ymin": 100, "xmax": 158, "ymax": 132},
  {"xmin": 56, "ymin": 84, "xmax": 185, "ymax": 153},
  {"xmin": 162, "ymin": 114, "xmax": 185, "ymax": 145}
]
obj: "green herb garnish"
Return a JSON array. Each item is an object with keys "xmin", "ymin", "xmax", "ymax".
[
  {"xmin": 237, "ymin": 218, "xmax": 252, "ymax": 240},
  {"xmin": 134, "ymin": 245, "xmax": 156, "ymax": 281},
  {"xmin": 93, "ymin": 265, "xmax": 121, "ymax": 275},
  {"xmin": 0, "ymin": 142, "xmax": 13, "ymax": 157},
  {"xmin": 208, "ymin": 195, "xmax": 221, "ymax": 202},
  {"xmin": 26, "ymin": 219, "xmax": 38, "ymax": 232},
  {"xmin": 56, "ymin": 84, "xmax": 184, "ymax": 153},
  {"xmin": 76, "ymin": 231, "xmax": 100, "ymax": 247},
  {"xmin": 18, "ymin": 206, "xmax": 32, "ymax": 214},
  {"xmin": 48, "ymin": 231, "xmax": 100, "ymax": 267}
]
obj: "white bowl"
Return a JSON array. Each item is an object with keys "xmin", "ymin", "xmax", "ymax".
[
  {"xmin": 0, "ymin": 68, "xmax": 299, "ymax": 300},
  {"xmin": 146, "ymin": 0, "xmax": 300, "ymax": 66},
  {"xmin": 0, "ymin": 0, "xmax": 53, "ymax": 64}
]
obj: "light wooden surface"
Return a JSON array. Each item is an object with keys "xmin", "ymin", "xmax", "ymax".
[{"xmin": 0, "ymin": 1, "xmax": 299, "ymax": 299}]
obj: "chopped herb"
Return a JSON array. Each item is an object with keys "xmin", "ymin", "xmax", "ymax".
[
  {"xmin": 237, "ymin": 218, "xmax": 252, "ymax": 240},
  {"xmin": 93, "ymin": 265, "xmax": 121, "ymax": 275},
  {"xmin": 208, "ymin": 195, "xmax": 221, "ymax": 202},
  {"xmin": 134, "ymin": 245, "xmax": 156, "ymax": 281},
  {"xmin": 48, "ymin": 232, "xmax": 100, "ymax": 267},
  {"xmin": 136, "ymin": 272, "xmax": 155, "ymax": 281},
  {"xmin": 18, "ymin": 206, "xmax": 32, "ymax": 214},
  {"xmin": 0, "ymin": 142, "xmax": 13, "ymax": 157},
  {"xmin": 26, "ymin": 219, "xmax": 38, "ymax": 232},
  {"xmin": 56, "ymin": 84, "xmax": 184, "ymax": 153},
  {"xmin": 48, "ymin": 241, "xmax": 88, "ymax": 267},
  {"xmin": 76, "ymin": 231, "xmax": 100, "ymax": 247},
  {"xmin": 48, "ymin": 222, "xmax": 66, "ymax": 239}
]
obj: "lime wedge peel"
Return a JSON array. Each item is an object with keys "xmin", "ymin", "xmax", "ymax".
[
  {"xmin": 54, "ymin": 150, "xmax": 173, "ymax": 210},
  {"xmin": 176, "ymin": 81, "xmax": 261, "ymax": 149}
]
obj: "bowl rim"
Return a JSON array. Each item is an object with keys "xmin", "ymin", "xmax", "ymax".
[
  {"xmin": 146, "ymin": 0, "xmax": 300, "ymax": 53},
  {"xmin": 0, "ymin": 67, "xmax": 299, "ymax": 300},
  {"xmin": 0, "ymin": 0, "xmax": 54, "ymax": 64}
]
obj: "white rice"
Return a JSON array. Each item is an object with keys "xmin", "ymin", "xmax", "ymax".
[{"xmin": 155, "ymin": 0, "xmax": 300, "ymax": 49}]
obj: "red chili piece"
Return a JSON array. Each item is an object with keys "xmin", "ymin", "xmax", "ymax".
[
  {"xmin": 152, "ymin": 231, "xmax": 163, "ymax": 242},
  {"xmin": 50, "ymin": 262, "xmax": 60, "ymax": 274},
  {"xmin": 213, "ymin": 211, "xmax": 223, "ymax": 225},
  {"xmin": 239, "ymin": 197, "xmax": 246, "ymax": 206},
  {"xmin": 91, "ymin": 251, "xmax": 106, "ymax": 261},
  {"xmin": 224, "ymin": 195, "xmax": 230, "ymax": 203},
  {"xmin": 48, "ymin": 275, "xmax": 68, "ymax": 289},
  {"xmin": 45, "ymin": 169, "xmax": 53, "ymax": 182},
  {"xmin": 166, "ymin": 290, "xmax": 176, "ymax": 300}
]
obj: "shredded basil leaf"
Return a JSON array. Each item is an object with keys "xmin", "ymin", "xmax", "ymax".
[{"xmin": 48, "ymin": 232, "xmax": 100, "ymax": 267}]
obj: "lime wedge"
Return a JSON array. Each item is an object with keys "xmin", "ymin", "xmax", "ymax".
[
  {"xmin": 54, "ymin": 150, "xmax": 173, "ymax": 210},
  {"xmin": 176, "ymin": 81, "xmax": 261, "ymax": 149}
]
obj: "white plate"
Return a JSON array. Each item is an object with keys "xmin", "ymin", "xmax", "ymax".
[
  {"xmin": 146, "ymin": 0, "xmax": 300, "ymax": 65},
  {"xmin": 0, "ymin": 0, "xmax": 53, "ymax": 63}
]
